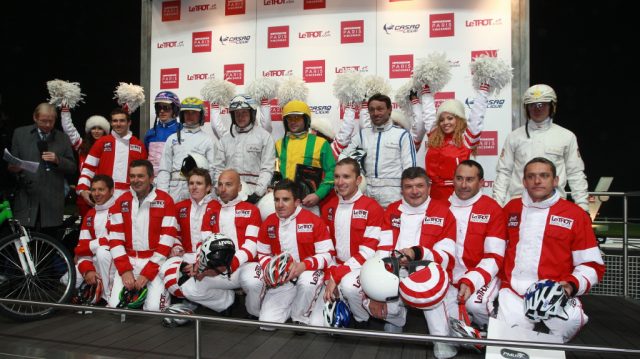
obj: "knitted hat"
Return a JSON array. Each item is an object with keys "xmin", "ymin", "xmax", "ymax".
[
  {"xmin": 85, "ymin": 115, "xmax": 110, "ymax": 133},
  {"xmin": 436, "ymin": 99, "xmax": 466, "ymax": 121}
]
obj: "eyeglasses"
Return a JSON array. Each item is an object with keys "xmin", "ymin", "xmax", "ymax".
[
  {"xmin": 526, "ymin": 102, "xmax": 549, "ymax": 110},
  {"xmin": 156, "ymin": 104, "xmax": 172, "ymax": 111}
]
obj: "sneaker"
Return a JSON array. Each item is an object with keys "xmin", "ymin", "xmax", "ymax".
[
  {"xmin": 383, "ymin": 323, "xmax": 403, "ymax": 334},
  {"xmin": 293, "ymin": 321, "xmax": 307, "ymax": 336},
  {"xmin": 433, "ymin": 342, "xmax": 457, "ymax": 359}
]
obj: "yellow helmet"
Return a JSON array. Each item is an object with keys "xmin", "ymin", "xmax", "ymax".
[
  {"xmin": 282, "ymin": 100, "xmax": 311, "ymax": 133},
  {"xmin": 179, "ymin": 97, "xmax": 205, "ymax": 125}
]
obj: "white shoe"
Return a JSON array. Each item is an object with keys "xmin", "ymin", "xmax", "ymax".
[
  {"xmin": 433, "ymin": 342, "xmax": 457, "ymax": 359},
  {"xmin": 383, "ymin": 323, "xmax": 403, "ymax": 333}
]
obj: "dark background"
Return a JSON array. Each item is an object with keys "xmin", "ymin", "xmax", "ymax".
[{"xmin": 0, "ymin": 1, "xmax": 635, "ymax": 216}]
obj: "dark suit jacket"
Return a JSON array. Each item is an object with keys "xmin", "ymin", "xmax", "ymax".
[{"xmin": 11, "ymin": 124, "xmax": 75, "ymax": 228}]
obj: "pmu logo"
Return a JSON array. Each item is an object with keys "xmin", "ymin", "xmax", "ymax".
[
  {"xmin": 471, "ymin": 50, "xmax": 498, "ymax": 60},
  {"xmin": 224, "ymin": 64, "xmax": 244, "ymax": 85},
  {"xmin": 188, "ymin": 3, "xmax": 216, "ymax": 12},
  {"xmin": 310, "ymin": 105, "xmax": 332, "ymax": 115},
  {"xmin": 303, "ymin": 60, "xmax": 325, "ymax": 83},
  {"xmin": 335, "ymin": 65, "xmax": 368, "ymax": 73},
  {"xmin": 192, "ymin": 31, "xmax": 212, "ymax": 53},
  {"xmin": 162, "ymin": 1, "xmax": 181, "ymax": 22},
  {"xmin": 304, "ymin": 0, "xmax": 326, "ymax": 10},
  {"xmin": 262, "ymin": 69, "xmax": 293, "ymax": 77},
  {"xmin": 389, "ymin": 54, "xmax": 413, "ymax": 79},
  {"xmin": 264, "ymin": 0, "xmax": 293, "ymax": 5},
  {"xmin": 383, "ymin": 23, "xmax": 420, "ymax": 34},
  {"xmin": 465, "ymin": 18, "xmax": 502, "ymax": 27},
  {"xmin": 219, "ymin": 35, "xmax": 251, "ymax": 45},
  {"xmin": 341, "ymin": 20, "xmax": 364, "ymax": 43},
  {"xmin": 157, "ymin": 40, "xmax": 184, "ymax": 49},
  {"xmin": 225, "ymin": 0, "xmax": 245, "ymax": 16},
  {"xmin": 186, "ymin": 72, "xmax": 215, "ymax": 81},
  {"xmin": 476, "ymin": 131, "xmax": 497, "ymax": 156},
  {"xmin": 298, "ymin": 30, "xmax": 330, "ymax": 39},
  {"xmin": 268, "ymin": 26, "xmax": 289, "ymax": 48},
  {"xmin": 160, "ymin": 68, "xmax": 179, "ymax": 89},
  {"xmin": 430, "ymin": 13, "xmax": 454, "ymax": 37},
  {"xmin": 465, "ymin": 97, "xmax": 505, "ymax": 109}
]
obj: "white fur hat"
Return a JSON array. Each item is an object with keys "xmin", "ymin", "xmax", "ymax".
[
  {"xmin": 310, "ymin": 116, "xmax": 336, "ymax": 139},
  {"xmin": 85, "ymin": 115, "xmax": 110, "ymax": 133},
  {"xmin": 436, "ymin": 99, "xmax": 466, "ymax": 121}
]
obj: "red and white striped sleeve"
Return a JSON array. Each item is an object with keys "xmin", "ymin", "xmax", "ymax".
[
  {"xmin": 76, "ymin": 139, "xmax": 103, "ymax": 193},
  {"xmin": 303, "ymin": 218, "xmax": 335, "ymax": 271},
  {"xmin": 107, "ymin": 202, "xmax": 132, "ymax": 275},
  {"xmin": 231, "ymin": 207, "xmax": 261, "ymax": 272},
  {"xmin": 566, "ymin": 211, "xmax": 605, "ymax": 296},
  {"xmin": 257, "ymin": 221, "xmax": 274, "ymax": 270},
  {"xmin": 141, "ymin": 198, "xmax": 178, "ymax": 280},
  {"xmin": 75, "ymin": 215, "xmax": 96, "ymax": 275},
  {"xmin": 418, "ymin": 210, "xmax": 457, "ymax": 276}
]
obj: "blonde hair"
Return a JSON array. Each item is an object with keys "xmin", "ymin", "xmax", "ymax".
[
  {"xmin": 33, "ymin": 103, "xmax": 57, "ymax": 120},
  {"xmin": 428, "ymin": 114, "xmax": 467, "ymax": 149}
]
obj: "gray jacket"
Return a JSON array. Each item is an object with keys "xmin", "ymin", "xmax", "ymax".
[{"xmin": 11, "ymin": 125, "xmax": 75, "ymax": 228}]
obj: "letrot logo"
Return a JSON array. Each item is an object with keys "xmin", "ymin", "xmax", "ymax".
[
  {"xmin": 264, "ymin": 0, "xmax": 294, "ymax": 5},
  {"xmin": 262, "ymin": 69, "xmax": 293, "ymax": 77},
  {"xmin": 160, "ymin": 68, "xmax": 179, "ymax": 89},
  {"xmin": 225, "ymin": 0, "xmax": 245, "ymax": 16},
  {"xmin": 429, "ymin": 13, "xmax": 454, "ymax": 37},
  {"xmin": 389, "ymin": 54, "xmax": 413, "ymax": 79},
  {"xmin": 156, "ymin": 40, "xmax": 184, "ymax": 49},
  {"xmin": 268, "ymin": 26, "xmax": 289, "ymax": 48},
  {"xmin": 186, "ymin": 72, "xmax": 215, "ymax": 81},
  {"xmin": 335, "ymin": 65, "xmax": 368, "ymax": 73},
  {"xmin": 188, "ymin": 3, "xmax": 216, "ymax": 12},
  {"xmin": 465, "ymin": 18, "xmax": 502, "ymax": 27},
  {"xmin": 162, "ymin": 1, "xmax": 181, "ymax": 22},
  {"xmin": 341, "ymin": 20, "xmax": 364, "ymax": 43},
  {"xmin": 192, "ymin": 31, "xmax": 212, "ymax": 53},
  {"xmin": 303, "ymin": 60, "xmax": 325, "ymax": 83},
  {"xmin": 298, "ymin": 30, "xmax": 330, "ymax": 39},
  {"xmin": 224, "ymin": 64, "xmax": 244, "ymax": 85}
]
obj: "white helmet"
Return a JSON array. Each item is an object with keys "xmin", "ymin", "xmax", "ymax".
[
  {"xmin": 360, "ymin": 257, "xmax": 400, "ymax": 302},
  {"xmin": 449, "ymin": 303, "xmax": 483, "ymax": 352},
  {"xmin": 523, "ymin": 279, "xmax": 569, "ymax": 322},
  {"xmin": 399, "ymin": 261, "xmax": 449, "ymax": 309},
  {"xmin": 523, "ymin": 84, "xmax": 557, "ymax": 104},
  {"xmin": 162, "ymin": 303, "xmax": 195, "ymax": 327},
  {"xmin": 264, "ymin": 252, "xmax": 294, "ymax": 287},
  {"xmin": 256, "ymin": 191, "xmax": 275, "ymax": 221},
  {"xmin": 180, "ymin": 152, "xmax": 209, "ymax": 177}
]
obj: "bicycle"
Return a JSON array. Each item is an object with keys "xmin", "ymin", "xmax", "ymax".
[{"xmin": 0, "ymin": 199, "xmax": 76, "ymax": 321}]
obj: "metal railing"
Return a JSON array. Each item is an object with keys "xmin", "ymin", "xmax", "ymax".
[{"xmin": 0, "ymin": 298, "xmax": 639, "ymax": 359}]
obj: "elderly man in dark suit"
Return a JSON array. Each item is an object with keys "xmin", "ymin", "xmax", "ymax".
[{"xmin": 8, "ymin": 103, "xmax": 75, "ymax": 238}]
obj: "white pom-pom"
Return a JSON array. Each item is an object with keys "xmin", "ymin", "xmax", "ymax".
[
  {"xmin": 363, "ymin": 75, "xmax": 392, "ymax": 99},
  {"xmin": 332, "ymin": 71, "xmax": 365, "ymax": 105},
  {"xmin": 113, "ymin": 83, "xmax": 145, "ymax": 114},
  {"xmin": 471, "ymin": 55, "xmax": 513, "ymax": 95},
  {"xmin": 277, "ymin": 76, "xmax": 308, "ymax": 107},
  {"xmin": 47, "ymin": 79, "xmax": 85, "ymax": 108},
  {"xmin": 247, "ymin": 77, "xmax": 279, "ymax": 101},
  {"xmin": 200, "ymin": 78, "xmax": 237, "ymax": 105},
  {"xmin": 412, "ymin": 52, "xmax": 452, "ymax": 93},
  {"xmin": 394, "ymin": 81, "xmax": 418, "ymax": 118}
]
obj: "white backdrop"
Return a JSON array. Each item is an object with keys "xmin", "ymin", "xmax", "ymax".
[{"xmin": 150, "ymin": 0, "xmax": 512, "ymax": 193}]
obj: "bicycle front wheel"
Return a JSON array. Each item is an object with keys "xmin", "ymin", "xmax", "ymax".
[{"xmin": 0, "ymin": 232, "xmax": 76, "ymax": 321}]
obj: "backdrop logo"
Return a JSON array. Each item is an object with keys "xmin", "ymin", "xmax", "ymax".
[
  {"xmin": 268, "ymin": 26, "xmax": 289, "ymax": 48},
  {"xmin": 203, "ymin": 101, "xmax": 211, "ymax": 122},
  {"xmin": 465, "ymin": 18, "xmax": 502, "ymax": 27},
  {"xmin": 389, "ymin": 54, "xmax": 413, "ymax": 79},
  {"xmin": 157, "ymin": 40, "xmax": 184, "ymax": 49},
  {"xmin": 335, "ymin": 65, "xmax": 368, "ymax": 73},
  {"xmin": 186, "ymin": 72, "xmax": 215, "ymax": 81},
  {"xmin": 188, "ymin": 3, "xmax": 216, "ymax": 12},
  {"xmin": 224, "ymin": 64, "xmax": 244, "ymax": 85},
  {"xmin": 477, "ymin": 131, "xmax": 498, "ymax": 156},
  {"xmin": 162, "ymin": 1, "xmax": 181, "ymax": 22},
  {"xmin": 471, "ymin": 50, "xmax": 498, "ymax": 60},
  {"xmin": 262, "ymin": 69, "xmax": 293, "ymax": 77},
  {"xmin": 264, "ymin": 0, "xmax": 293, "ymax": 5},
  {"xmin": 298, "ymin": 30, "xmax": 330, "ymax": 39},
  {"xmin": 434, "ymin": 92, "xmax": 455, "ymax": 109},
  {"xmin": 160, "ymin": 68, "xmax": 179, "ymax": 89},
  {"xmin": 303, "ymin": 60, "xmax": 326, "ymax": 83},
  {"xmin": 270, "ymin": 99, "xmax": 282, "ymax": 121},
  {"xmin": 430, "ymin": 13, "xmax": 454, "ymax": 37},
  {"xmin": 225, "ymin": 0, "xmax": 245, "ymax": 15},
  {"xmin": 466, "ymin": 97, "xmax": 505, "ymax": 109},
  {"xmin": 304, "ymin": 0, "xmax": 325, "ymax": 9},
  {"xmin": 448, "ymin": 59, "xmax": 461, "ymax": 68},
  {"xmin": 341, "ymin": 20, "xmax": 364, "ymax": 43},
  {"xmin": 219, "ymin": 34, "xmax": 251, "ymax": 45},
  {"xmin": 383, "ymin": 23, "xmax": 420, "ymax": 34},
  {"xmin": 192, "ymin": 31, "xmax": 212, "ymax": 52},
  {"xmin": 310, "ymin": 105, "xmax": 332, "ymax": 115}
]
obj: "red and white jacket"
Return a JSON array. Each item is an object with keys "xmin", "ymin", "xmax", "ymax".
[
  {"xmin": 321, "ymin": 191, "xmax": 383, "ymax": 283},
  {"xmin": 107, "ymin": 188, "xmax": 178, "ymax": 280},
  {"xmin": 449, "ymin": 192, "xmax": 507, "ymax": 293},
  {"xmin": 257, "ymin": 207, "xmax": 335, "ymax": 271},
  {"xmin": 201, "ymin": 196, "xmax": 262, "ymax": 272},
  {"xmin": 378, "ymin": 198, "xmax": 456, "ymax": 276},
  {"xmin": 174, "ymin": 195, "xmax": 214, "ymax": 254},
  {"xmin": 77, "ymin": 132, "xmax": 147, "ymax": 193},
  {"xmin": 75, "ymin": 196, "xmax": 116, "ymax": 275},
  {"xmin": 500, "ymin": 190, "xmax": 605, "ymax": 296}
]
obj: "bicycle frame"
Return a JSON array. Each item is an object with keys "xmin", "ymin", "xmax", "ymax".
[{"xmin": 1, "ymin": 200, "xmax": 37, "ymax": 277}]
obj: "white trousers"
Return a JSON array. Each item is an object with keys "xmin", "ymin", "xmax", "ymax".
[
  {"xmin": 446, "ymin": 278, "xmax": 500, "ymax": 328},
  {"xmin": 496, "ymin": 288, "xmax": 588, "ymax": 343},
  {"xmin": 107, "ymin": 256, "xmax": 170, "ymax": 312},
  {"xmin": 259, "ymin": 269, "xmax": 324, "ymax": 324},
  {"xmin": 62, "ymin": 245, "xmax": 115, "ymax": 302}
]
